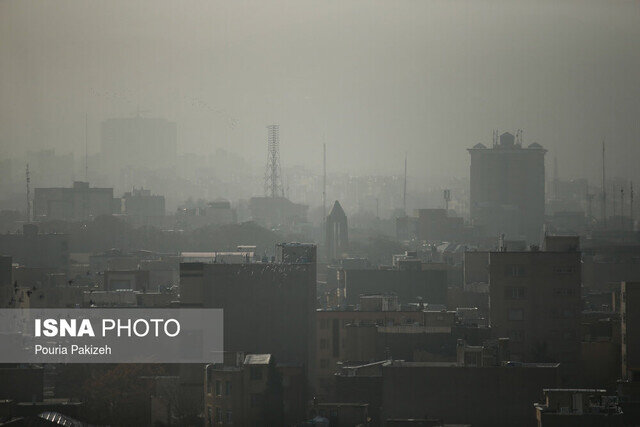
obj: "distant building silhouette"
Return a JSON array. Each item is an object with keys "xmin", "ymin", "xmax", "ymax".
[
  {"xmin": 0, "ymin": 224, "xmax": 69, "ymax": 272},
  {"xmin": 122, "ymin": 187, "xmax": 165, "ymax": 226},
  {"xmin": 34, "ymin": 181, "xmax": 115, "ymax": 221},
  {"xmin": 326, "ymin": 200, "xmax": 348, "ymax": 261},
  {"xmin": 468, "ymin": 131, "xmax": 546, "ymax": 244},
  {"xmin": 100, "ymin": 116, "xmax": 177, "ymax": 170},
  {"xmin": 248, "ymin": 196, "xmax": 308, "ymax": 230}
]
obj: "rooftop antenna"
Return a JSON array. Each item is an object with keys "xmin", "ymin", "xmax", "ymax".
[
  {"xmin": 323, "ymin": 142, "xmax": 327, "ymax": 224},
  {"xmin": 516, "ymin": 129, "xmax": 523, "ymax": 146},
  {"xmin": 264, "ymin": 125, "xmax": 283, "ymax": 198},
  {"xmin": 84, "ymin": 112, "xmax": 88, "ymax": 182},
  {"xmin": 553, "ymin": 156, "xmax": 559, "ymax": 199},
  {"xmin": 631, "ymin": 182, "xmax": 635, "ymax": 230},
  {"xmin": 612, "ymin": 183, "xmax": 616, "ymax": 222},
  {"xmin": 403, "ymin": 152, "xmax": 407, "ymax": 215},
  {"xmin": 25, "ymin": 164, "xmax": 31, "ymax": 222},
  {"xmin": 443, "ymin": 189, "xmax": 451, "ymax": 212},
  {"xmin": 602, "ymin": 140, "xmax": 606, "ymax": 227},
  {"xmin": 492, "ymin": 129, "xmax": 499, "ymax": 147},
  {"xmin": 621, "ymin": 186, "xmax": 625, "ymax": 229}
]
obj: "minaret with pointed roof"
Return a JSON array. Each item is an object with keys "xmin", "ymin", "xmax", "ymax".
[{"xmin": 326, "ymin": 200, "xmax": 348, "ymax": 261}]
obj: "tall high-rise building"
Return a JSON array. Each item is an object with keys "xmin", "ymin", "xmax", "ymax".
[
  {"xmin": 468, "ymin": 131, "xmax": 546, "ymax": 244},
  {"xmin": 325, "ymin": 200, "xmax": 348, "ymax": 261}
]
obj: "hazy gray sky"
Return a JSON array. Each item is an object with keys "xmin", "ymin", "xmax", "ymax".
[{"xmin": 1, "ymin": 0, "xmax": 639, "ymax": 182}]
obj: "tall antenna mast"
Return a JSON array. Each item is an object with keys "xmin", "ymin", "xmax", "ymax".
[
  {"xmin": 621, "ymin": 186, "xmax": 625, "ymax": 229},
  {"xmin": 403, "ymin": 152, "xmax": 407, "ymax": 215},
  {"xmin": 631, "ymin": 182, "xmax": 635, "ymax": 231},
  {"xmin": 84, "ymin": 112, "xmax": 88, "ymax": 181},
  {"xmin": 323, "ymin": 142, "xmax": 327, "ymax": 223},
  {"xmin": 553, "ymin": 156, "xmax": 559, "ymax": 199},
  {"xmin": 264, "ymin": 125, "xmax": 283, "ymax": 198},
  {"xmin": 602, "ymin": 140, "xmax": 606, "ymax": 227},
  {"xmin": 25, "ymin": 164, "xmax": 31, "ymax": 222},
  {"xmin": 612, "ymin": 183, "xmax": 616, "ymax": 221}
]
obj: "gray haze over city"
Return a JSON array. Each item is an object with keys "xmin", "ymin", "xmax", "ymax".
[
  {"xmin": 1, "ymin": 0, "xmax": 639, "ymax": 186},
  {"xmin": 4, "ymin": 2, "xmax": 640, "ymax": 426}
]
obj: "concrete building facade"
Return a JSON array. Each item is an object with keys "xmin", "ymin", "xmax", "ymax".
[
  {"xmin": 489, "ymin": 236, "xmax": 582, "ymax": 366},
  {"xmin": 180, "ymin": 244, "xmax": 316, "ymax": 383},
  {"xmin": 468, "ymin": 131, "xmax": 546, "ymax": 244},
  {"xmin": 34, "ymin": 181, "xmax": 115, "ymax": 221}
]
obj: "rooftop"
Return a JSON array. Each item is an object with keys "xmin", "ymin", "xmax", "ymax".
[{"xmin": 244, "ymin": 354, "xmax": 271, "ymax": 365}]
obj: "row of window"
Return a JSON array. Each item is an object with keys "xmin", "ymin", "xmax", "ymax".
[
  {"xmin": 503, "ymin": 286, "xmax": 577, "ymax": 299},
  {"xmin": 503, "ymin": 265, "xmax": 576, "ymax": 277},
  {"xmin": 213, "ymin": 380, "xmax": 232, "ymax": 397},
  {"xmin": 319, "ymin": 318, "xmax": 418, "ymax": 329},
  {"xmin": 508, "ymin": 329, "xmax": 577, "ymax": 342},
  {"xmin": 207, "ymin": 407, "xmax": 232, "ymax": 425},
  {"xmin": 507, "ymin": 308, "xmax": 576, "ymax": 321}
]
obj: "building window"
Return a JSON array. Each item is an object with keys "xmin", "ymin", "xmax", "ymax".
[
  {"xmin": 225, "ymin": 380, "xmax": 231, "ymax": 396},
  {"xmin": 226, "ymin": 410, "xmax": 233, "ymax": 423},
  {"xmin": 320, "ymin": 358, "xmax": 329, "ymax": 369},
  {"xmin": 506, "ymin": 265, "xmax": 525, "ymax": 277},
  {"xmin": 509, "ymin": 330, "xmax": 524, "ymax": 342},
  {"xmin": 554, "ymin": 288, "xmax": 575, "ymax": 296},
  {"xmin": 250, "ymin": 393, "xmax": 261, "ymax": 408},
  {"xmin": 250, "ymin": 367, "xmax": 263, "ymax": 381},
  {"xmin": 215, "ymin": 407, "xmax": 222, "ymax": 424},
  {"xmin": 504, "ymin": 286, "xmax": 526, "ymax": 300},
  {"xmin": 508, "ymin": 308, "xmax": 524, "ymax": 321},
  {"xmin": 215, "ymin": 380, "xmax": 221, "ymax": 396},
  {"xmin": 207, "ymin": 407, "xmax": 213, "ymax": 425},
  {"xmin": 554, "ymin": 266, "xmax": 575, "ymax": 274},
  {"xmin": 319, "ymin": 338, "xmax": 328, "ymax": 350}
]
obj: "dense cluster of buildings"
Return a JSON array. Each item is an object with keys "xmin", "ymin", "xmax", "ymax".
[{"xmin": 1, "ymin": 129, "xmax": 640, "ymax": 426}]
